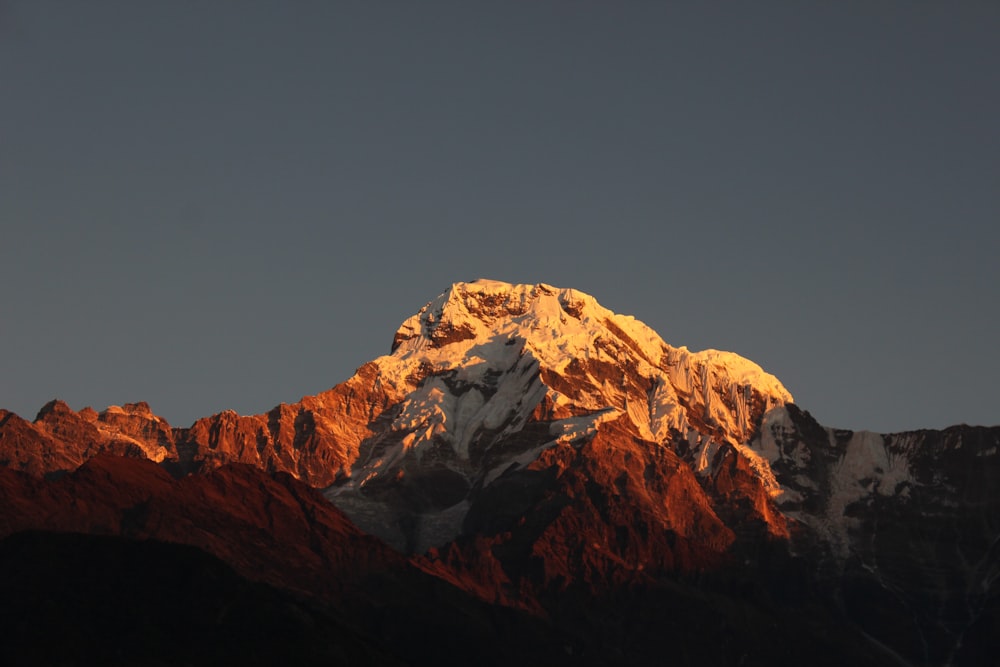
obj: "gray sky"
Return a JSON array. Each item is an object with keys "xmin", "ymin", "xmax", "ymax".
[{"xmin": 2, "ymin": 2, "xmax": 997, "ymax": 432}]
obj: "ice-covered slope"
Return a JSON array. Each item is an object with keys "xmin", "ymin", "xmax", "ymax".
[{"xmin": 386, "ymin": 279, "xmax": 791, "ymax": 444}]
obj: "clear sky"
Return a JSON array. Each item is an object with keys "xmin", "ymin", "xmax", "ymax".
[{"xmin": 2, "ymin": 2, "xmax": 997, "ymax": 432}]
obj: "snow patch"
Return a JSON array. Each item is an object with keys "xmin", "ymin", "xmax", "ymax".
[{"xmin": 549, "ymin": 408, "xmax": 622, "ymax": 445}]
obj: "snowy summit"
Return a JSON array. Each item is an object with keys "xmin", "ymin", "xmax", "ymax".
[
  {"xmin": 327, "ymin": 279, "xmax": 795, "ymax": 549},
  {"xmin": 381, "ymin": 279, "xmax": 791, "ymax": 455}
]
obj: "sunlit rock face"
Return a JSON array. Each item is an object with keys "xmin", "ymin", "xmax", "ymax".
[
  {"xmin": 0, "ymin": 455, "xmax": 408, "ymax": 600},
  {"xmin": 0, "ymin": 400, "xmax": 177, "ymax": 476}
]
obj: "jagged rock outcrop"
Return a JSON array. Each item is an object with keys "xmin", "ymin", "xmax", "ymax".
[
  {"xmin": 0, "ymin": 400, "xmax": 174, "ymax": 476},
  {"xmin": 419, "ymin": 415, "xmax": 738, "ymax": 609},
  {"xmin": 180, "ymin": 361, "xmax": 393, "ymax": 485},
  {"xmin": 0, "ymin": 409, "xmax": 71, "ymax": 476}
]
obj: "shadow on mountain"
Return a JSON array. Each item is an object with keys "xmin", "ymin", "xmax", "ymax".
[{"xmin": 0, "ymin": 531, "xmax": 401, "ymax": 666}]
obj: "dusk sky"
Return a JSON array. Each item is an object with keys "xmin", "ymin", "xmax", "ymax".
[{"xmin": 2, "ymin": 2, "xmax": 997, "ymax": 433}]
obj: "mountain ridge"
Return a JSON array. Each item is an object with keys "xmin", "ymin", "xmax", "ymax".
[{"xmin": 2, "ymin": 279, "xmax": 998, "ymax": 665}]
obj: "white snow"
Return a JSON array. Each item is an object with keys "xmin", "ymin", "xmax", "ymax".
[
  {"xmin": 800, "ymin": 429, "xmax": 913, "ymax": 558},
  {"xmin": 381, "ymin": 281, "xmax": 793, "ymax": 456},
  {"xmin": 758, "ymin": 406, "xmax": 917, "ymax": 561},
  {"xmin": 550, "ymin": 408, "xmax": 622, "ymax": 445}
]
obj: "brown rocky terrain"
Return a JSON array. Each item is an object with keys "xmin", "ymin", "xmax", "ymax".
[{"xmin": 0, "ymin": 455, "xmax": 889, "ymax": 666}]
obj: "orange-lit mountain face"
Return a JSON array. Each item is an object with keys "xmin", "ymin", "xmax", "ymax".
[{"xmin": 2, "ymin": 280, "xmax": 998, "ymax": 666}]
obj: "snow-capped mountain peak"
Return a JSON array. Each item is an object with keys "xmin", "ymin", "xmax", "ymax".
[
  {"xmin": 392, "ymin": 279, "xmax": 638, "ymax": 354},
  {"xmin": 384, "ymin": 279, "xmax": 791, "ymax": 442},
  {"xmin": 329, "ymin": 280, "xmax": 794, "ymax": 550},
  {"xmin": 3, "ymin": 280, "xmax": 996, "ymax": 665}
]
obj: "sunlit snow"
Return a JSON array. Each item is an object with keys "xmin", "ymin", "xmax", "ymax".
[{"xmin": 325, "ymin": 280, "xmax": 797, "ymax": 549}]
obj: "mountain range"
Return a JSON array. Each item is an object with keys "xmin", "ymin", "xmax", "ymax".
[{"xmin": 2, "ymin": 279, "xmax": 997, "ymax": 666}]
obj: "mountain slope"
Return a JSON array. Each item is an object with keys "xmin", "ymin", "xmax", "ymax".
[
  {"xmin": 0, "ymin": 458, "xmax": 892, "ymax": 667},
  {"xmin": 0, "ymin": 457, "xmax": 593, "ymax": 666},
  {"xmin": 0, "ymin": 531, "xmax": 404, "ymax": 667},
  {"xmin": 751, "ymin": 405, "xmax": 1000, "ymax": 665},
  {"xmin": 324, "ymin": 280, "xmax": 794, "ymax": 555}
]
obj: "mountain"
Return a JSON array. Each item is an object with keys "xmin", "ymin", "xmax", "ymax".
[{"xmin": 1, "ymin": 279, "xmax": 998, "ymax": 666}]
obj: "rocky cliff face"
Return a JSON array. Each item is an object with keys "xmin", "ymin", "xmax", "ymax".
[
  {"xmin": 749, "ymin": 405, "xmax": 1000, "ymax": 665},
  {"xmin": 1, "ymin": 280, "xmax": 997, "ymax": 665},
  {"xmin": 0, "ymin": 400, "xmax": 175, "ymax": 476},
  {"xmin": 0, "ymin": 454, "xmax": 411, "ymax": 600}
]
